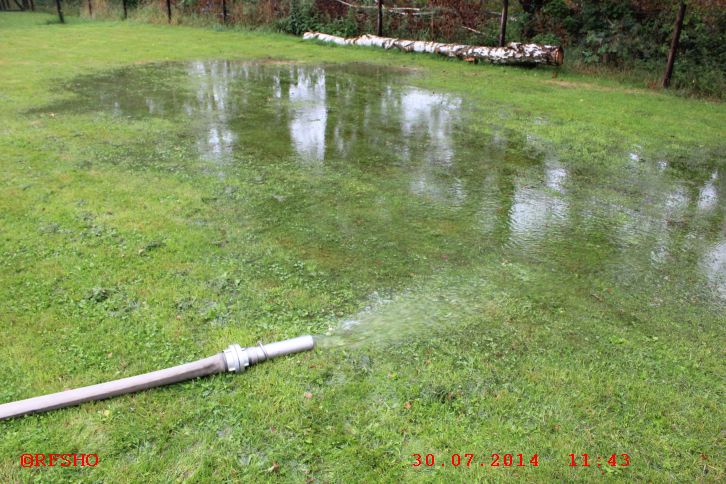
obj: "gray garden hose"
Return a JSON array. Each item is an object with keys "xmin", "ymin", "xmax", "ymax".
[{"xmin": 0, "ymin": 335, "xmax": 315, "ymax": 420}]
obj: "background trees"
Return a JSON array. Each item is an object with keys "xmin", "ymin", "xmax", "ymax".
[{"xmin": 25, "ymin": 0, "xmax": 726, "ymax": 97}]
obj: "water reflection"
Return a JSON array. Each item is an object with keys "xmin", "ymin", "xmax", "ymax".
[
  {"xmin": 188, "ymin": 61, "xmax": 237, "ymax": 161},
  {"xmin": 508, "ymin": 184, "xmax": 569, "ymax": 251},
  {"xmin": 703, "ymin": 241, "xmax": 726, "ymax": 299},
  {"xmin": 698, "ymin": 171, "xmax": 719, "ymax": 211},
  {"xmin": 288, "ymin": 67, "xmax": 327, "ymax": 163},
  {"xmin": 40, "ymin": 61, "xmax": 726, "ymax": 305},
  {"xmin": 398, "ymin": 89, "xmax": 460, "ymax": 166}
]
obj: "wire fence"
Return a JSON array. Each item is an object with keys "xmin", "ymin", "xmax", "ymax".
[{"xmin": 10, "ymin": 0, "xmax": 517, "ymax": 46}]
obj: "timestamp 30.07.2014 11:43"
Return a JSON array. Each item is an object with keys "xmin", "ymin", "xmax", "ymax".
[{"xmin": 411, "ymin": 453, "xmax": 631, "ymax": 469}]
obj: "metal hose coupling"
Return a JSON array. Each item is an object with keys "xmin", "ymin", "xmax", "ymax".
[{"xmin": 223, "ymin": 335, "xmax": 316, "ymax": 373}]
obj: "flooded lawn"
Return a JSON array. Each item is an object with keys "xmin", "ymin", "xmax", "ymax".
[{"xmin": 41, "ymin": 61, "xmax": 726, "ymax": 314}]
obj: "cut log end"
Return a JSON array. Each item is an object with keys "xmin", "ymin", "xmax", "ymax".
[{"xmin": 553, "ymin": 46, "xmax": 564, "ymax": 66}]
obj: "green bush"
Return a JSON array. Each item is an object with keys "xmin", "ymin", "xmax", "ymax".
[
  {"xmin": 278, "ymin": 0, "xmax": 320, "ymax": 36},
  {"xmin": 325, "ymin": 8, "xmax": 358, "ymax": 37},
  {"xmin": 526, "ymin": 0, "xmax": 725, "ymax": 99},
  {"xmin": 531, "ymin": 32, "xmax": 561, "ymax": 46}
]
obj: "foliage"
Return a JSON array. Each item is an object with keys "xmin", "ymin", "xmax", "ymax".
[
  {"xmin": 278, "ymin": 0, "xmax": 320, "ymax": 35},
  {"xmin": 293, "ymin": 0, "xmax": 725, "ymax": 98},
  {"xmin": 522, "ymin": 0, "xmax": 726, "ymax": 97},
  {"xmin": 28, "ymin": 0, "xmax": 724, "ymax": 97}
]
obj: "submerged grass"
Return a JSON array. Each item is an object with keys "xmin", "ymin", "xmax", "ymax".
[{"xmin": 1, "ymin": 12, "xmax": 725, "ymax": 482}]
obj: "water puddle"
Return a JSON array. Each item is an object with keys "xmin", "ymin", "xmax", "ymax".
[{"xmin": 35, "ymin": 61, "xmax": 726, "ymax": 333}]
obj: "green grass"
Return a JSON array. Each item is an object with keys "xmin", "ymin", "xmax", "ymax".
[{"xmin": 1, "ymin": 12, "xmax": 725, "ymax": 482}]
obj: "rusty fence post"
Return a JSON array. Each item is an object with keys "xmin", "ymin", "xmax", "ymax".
[
  {"xmin": 498, "ymin": 0, "xmax": 508, "ymax": 47},
  {"xmin": 55, "ymin": 0, "xmax": 64, "ymax": 23},
  {"xmin": 662, "ymin": 1, "xmax": 686, "ymax": 88}
]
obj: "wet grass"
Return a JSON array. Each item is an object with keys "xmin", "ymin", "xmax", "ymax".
[{"xmin": 1, "ymin": 12, "xmax": 725, "ymax": 482}]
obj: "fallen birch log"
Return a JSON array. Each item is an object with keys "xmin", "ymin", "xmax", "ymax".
[{"xmin": 303, "ymin": 32, "xmax": 564, "ymax": 66}]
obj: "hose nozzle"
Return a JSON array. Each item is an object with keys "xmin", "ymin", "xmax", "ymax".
[{"xmin": 223, "ymin": 335, "xmax": 316, "ymax": 372}]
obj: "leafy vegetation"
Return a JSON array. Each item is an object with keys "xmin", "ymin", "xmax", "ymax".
[{"xmin": 23, "ymin": 0, "xmax": 726, "ymax": 98}]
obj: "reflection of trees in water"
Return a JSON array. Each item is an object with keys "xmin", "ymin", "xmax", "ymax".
[
  {"xmin": 42, "ymin": 62, "xmax": 726, "ymax": 301},
  {"xmin": 506, "ymin": 157, "xmax": 570, "ymax": 252},
  {"xmin": 696, "ymin": 169, "xmax": 726, "ymax": 299},
  {"xmin": 187, "ymin": 61, "xmax": 238, "ymax": 162},
  {"xmin": 557, "ymin": 164, "xmax": 726, "ymax": 302},
  {"xmin": 703, "ymin": 241, "xmax": 726, "ymax": 299},
  {"xmin": 287, "ymin": 67, "xmax": 327, "ymax": 163}
]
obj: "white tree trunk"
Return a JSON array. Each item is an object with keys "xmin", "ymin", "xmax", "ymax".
[{"xmin": 303, "ymin": 32, "xmax": 564, "ymax": 66}]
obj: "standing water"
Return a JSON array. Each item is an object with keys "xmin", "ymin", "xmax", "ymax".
[{"xmin": 39, "ymin": 61, "xmax": 725, "ymax": 345}]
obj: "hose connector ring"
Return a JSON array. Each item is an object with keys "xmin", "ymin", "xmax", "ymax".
[
  {"xmin": 257, "ymin": 341, "xmax": 269, "ymax": 361},
  {"xmin": 224, "ymin": 344, "xmax": 249, "ymax": 373}
]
